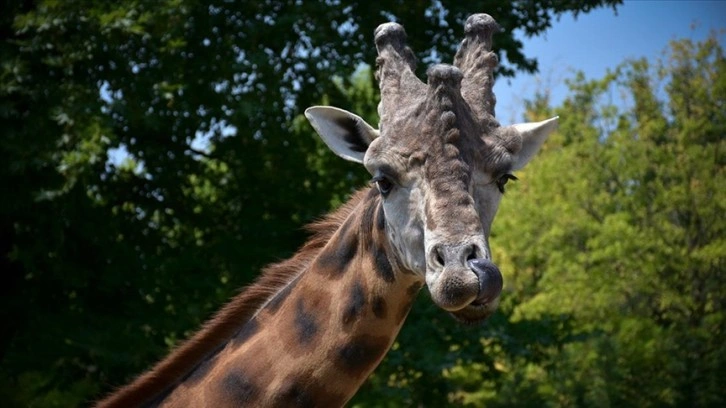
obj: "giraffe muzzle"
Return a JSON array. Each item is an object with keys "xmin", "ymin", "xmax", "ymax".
[
  {"xmin": 425, "ymin": 242, "xmax": 502, "ymax": 315},
  {"xmin": 442, "ymin": 258, "xmax": 503, "ymax": 325},
  {"xmin": 425, "ymin": 244, "xmax": 504, "ymax": 324}
]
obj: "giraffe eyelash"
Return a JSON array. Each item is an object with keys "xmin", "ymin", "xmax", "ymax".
[
  {"xmin": 495, "ymin": 174, "xmax": 518, "ymax": 194},
  {"xmin": 371, "ymin": 175, "xmax": 394, "ymax": 196}
]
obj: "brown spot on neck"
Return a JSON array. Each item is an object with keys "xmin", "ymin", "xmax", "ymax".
[
  {"xmin": 342, "ymin": 280, "xmax": 367, "ymax": 327},
  {"xmin": 407, "ymin": 281, "xmax": 423, "ymax": 296},
  {"xmin": 371, "ymin": 296, "xmax": 388, "ymax": 319},
  {"xmin": 333, "ymin": 334, "xmax": 391, "ymax": 379},
  {"xmin": 294, "ymin": 298, "xmax": 319, "ymax": 345},
  {"xmin": 314, "ymin": 217, "xmax": 359, "ymax": 278},
  {"xmin": 371, "ymin": 243, "xmax": 396, "ymax": 283},
  {"xmin": 272, "ymin": 372, "xmax": 348, "ymax": 408},
  {"xmin": 219, "ymin": 371, "xmax": 260, "ymax": 405},
  {"xmin": 229, "ymin": 318, "xmax": 260, "ymax": 346}
]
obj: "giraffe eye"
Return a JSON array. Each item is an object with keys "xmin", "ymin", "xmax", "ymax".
[
  {"xmin": 496, "ymin": 174, "xmax": 518, "ymax": 193},
  {"xmin": 371, "ymin": 175, "xmax": 394, "ymax": 196}
]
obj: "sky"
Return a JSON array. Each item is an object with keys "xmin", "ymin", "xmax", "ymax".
[{"xmin": 494, "ymin": 0, "xmax": 726, "ymax": 123}]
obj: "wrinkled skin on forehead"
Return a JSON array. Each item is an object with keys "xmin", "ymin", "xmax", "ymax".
[
  {"xmin": 305, "ymin": 13, "xmax": 558, "ymax": 324},
  {"xmin": 364, "ymin": 100, "xmax": 500, "ymax": 261}
]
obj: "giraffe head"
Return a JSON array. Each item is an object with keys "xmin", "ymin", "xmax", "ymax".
[{"xmin": 305, "ymin": 14, "xmax": 557, "ymax": 324}]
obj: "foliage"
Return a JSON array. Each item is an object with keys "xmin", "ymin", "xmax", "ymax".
[
  {"xmin": 444, "ymin": 34, "xmax": 724, "ymax": 407},
  {"xmin": 351, "ymin": 33, "xmax": 725, "ymax": 408},
  {"xmin": 8, "ymin": 0, "xmax": 694, "ymax": 406}
]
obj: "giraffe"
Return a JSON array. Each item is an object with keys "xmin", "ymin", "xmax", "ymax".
[{"xmin": 96, "ymin": 13, "xmax": 558, "ymax": 407}]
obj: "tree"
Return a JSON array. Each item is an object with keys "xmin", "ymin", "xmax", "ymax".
[
  {"xmin": 1, "ymin": 1, "xmax": 623, "ymax": 406},
  {"xmin": 442, "ymin": 34, "xmax": 724, "ymax": 407}
]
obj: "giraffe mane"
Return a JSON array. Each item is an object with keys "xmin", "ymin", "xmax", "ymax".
[{"xmin": 96, "ymin": 189, "xmax": 373, "ymax": 407}]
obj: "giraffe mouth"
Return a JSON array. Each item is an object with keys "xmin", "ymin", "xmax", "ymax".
[
  {"xmin": 470, "ymin": 298, "xmax": 488, "ymax": 307},
  {"xmin": 450, "ymin": 296, "xmax": 501, "ymax": 325},
  {"xmin": 449, "ymin": 259, "xmax": 503, "ymax": 325}
]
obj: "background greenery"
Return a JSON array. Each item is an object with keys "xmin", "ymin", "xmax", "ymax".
[{"xmin": 2, "ymin": 1, "xmax": 724, "ymax": 407}]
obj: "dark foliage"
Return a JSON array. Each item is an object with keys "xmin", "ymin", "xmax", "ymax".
[{"xmin": 1, "ymin": 1, "xmax": 621, "ymax": 405}]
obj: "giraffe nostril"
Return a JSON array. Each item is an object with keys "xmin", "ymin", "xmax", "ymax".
[
  {"xmin": 431, "ymin": 244, "xmax": 481, "ymax": 268},
  {"xmin": 466, "ymin": 245, "xmax": 477, "ymax": 262},
  {"xmin": 435, "ymin": 248, "xmax": 445, "ymax": 267}
]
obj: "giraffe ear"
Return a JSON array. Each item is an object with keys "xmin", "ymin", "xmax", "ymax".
[
  {"xmin": 509, "ymin": 116, "xmax": 559, "ymax": 170},
  {"xmin": 305, "ymin": 106, "xmax": 379, "ymax": 163}
]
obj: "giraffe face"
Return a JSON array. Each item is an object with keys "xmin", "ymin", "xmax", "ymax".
[
  {"xmin": 305, "ymin": 15, "xmax": 557, "ymax": 324},
  {"xmin": 361, "ymin": 96, "xmax": 520, "ymax": 324},
  {"xmin": 306, "ymin": 103, "xmax": 556, "ymax": 325}
]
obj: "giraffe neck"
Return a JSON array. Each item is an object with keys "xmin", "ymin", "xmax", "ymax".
[{"xmin": 156, "ymin": 188, "xmax": 422, "ymax": 407}]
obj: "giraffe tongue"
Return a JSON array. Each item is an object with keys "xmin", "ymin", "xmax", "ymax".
[{"xmin": 467, "ymin": 258, "xmax": 503, "ymax": 305}]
